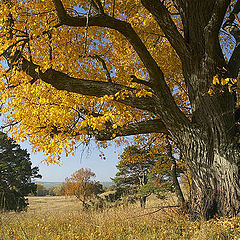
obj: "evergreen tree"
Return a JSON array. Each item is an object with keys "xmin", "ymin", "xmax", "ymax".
[
  {"xmin": 113, "ymin": 145, "xmax": 173, "ymax": 208},
  {"xmin": 0, "ymin": 132, "xmax": 41, "ymax": 211}
]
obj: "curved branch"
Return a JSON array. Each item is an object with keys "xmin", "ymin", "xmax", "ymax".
[
  {"xmin": 141, "ymin": 0, "xmax": 190, "ymax": 61},
  {"xmin": 51, "ymin": 0, "xmax": 190, "ymax": 132},
  {"xmin": 90, "ymin": 54, "xmax": 112, "ymax": 82},
  {"xmin": 206, "ymin": 0, "xmax": 231, "ymax": 37},
  {"xmin": 130, "ymin": 75, "xmax": 151, "ymax": 87},
  {"xmin": 52, "ymin": 0, "xmax": 165, "ymax": 89}
]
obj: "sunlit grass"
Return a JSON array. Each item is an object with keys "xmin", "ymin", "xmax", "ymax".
[{"xmin": 0, "ymin": 196, "xmax": 240, "ymax": 239}]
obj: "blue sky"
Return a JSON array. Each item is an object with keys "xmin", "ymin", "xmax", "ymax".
[
  {"xmin": 20, "ymin": 140, "xmax": 125, "ymax": 182},
  {"xmin": 0, "ymin": 59, "xmax": 126, "ymax": 183}
]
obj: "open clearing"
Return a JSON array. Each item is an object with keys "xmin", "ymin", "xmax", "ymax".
[{"xmin": 0, "ymin": 196, "xmax": 240, "ymax": 239}]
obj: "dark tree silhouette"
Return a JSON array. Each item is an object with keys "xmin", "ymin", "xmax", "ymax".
[{"xmin": 0, "ymin": 132, "xmax": 41, "ymax": 211}]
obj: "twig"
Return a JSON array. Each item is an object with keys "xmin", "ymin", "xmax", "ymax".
[
  {"xmin": 91, "ymin": 55, "xmax": 112, "ymax": 82},
  {"xmin": 84, "ymin": 5, "xmax": 92, "ymax": 55},
  {"xmin": 112, "ymin": 0, "xmax": 115, "ymax": 17}
]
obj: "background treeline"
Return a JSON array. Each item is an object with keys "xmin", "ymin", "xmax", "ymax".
[{"xmin": 34, "ymin": 184, "xmax": 65, "ymax": 197}]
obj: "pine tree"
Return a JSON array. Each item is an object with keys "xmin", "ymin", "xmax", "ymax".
[{"xmin": 113, "ymin": 145, "xmax": 174, "ymax": 208}]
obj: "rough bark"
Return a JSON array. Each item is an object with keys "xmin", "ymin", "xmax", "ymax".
[
  {"xmin": 185, "ymin": 141, "xmax": 240, "ymax": 220},
  {"xmin": 176, "ymin": 121, "xmax": 240, "ymax": 219}
]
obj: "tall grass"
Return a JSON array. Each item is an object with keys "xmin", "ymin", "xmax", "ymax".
[{"xmin": 0, "ymin": 196, "xmax": 240, "ymax": 239}]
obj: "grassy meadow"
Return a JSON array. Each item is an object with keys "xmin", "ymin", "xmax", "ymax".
[{"xmin": 1, "ymin": 195, "xmax": 240, "ymax": 240}]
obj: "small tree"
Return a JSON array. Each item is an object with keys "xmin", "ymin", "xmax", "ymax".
[
  {"xmin": 64, "ymin": 168, "xmax": 102, "ymax": 208},
  {"xmin": 113, "ymin": 145, "xmax": 173, "ymax": 208},
  {"xmin": 139, "ymin": 172, "xmax": 174, "ymax": 200},
  {"xmin": 35, "ymin": 184, "xmax": 48, "ymax": 196},
  {"xmin": 0, "ymin": 132, "xmax": 41, "ymax": 211},
  {"xmin": 53, "ymin": 184, "xmax": 65, "ymax": 196}
]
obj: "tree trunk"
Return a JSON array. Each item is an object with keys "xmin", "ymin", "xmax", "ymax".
[
  {"xmin": 166, "ymin": 138, "xmax": 185, "ymax": 207},
  {"xmin": 171, "ymin": 160, "xmax": 185, "ymax": 207},
  {"xmin": 140, "ymin": 196, "xmax": 147, "ymax": 208},
  {"xmin": 181, "ymin": 134, "xmax": 240, "ymax": 220}
]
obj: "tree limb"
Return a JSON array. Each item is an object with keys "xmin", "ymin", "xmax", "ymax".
[
  {"xmin": 95, "ymin": 119, "xmax": 168, "ymax": 141},
  {"xmin": 20, "ymin": 56, "xmax": 158, "ymax": 114},
  {"xmin": 52, "ymin": 0, "xmax": 166, "ymax": 91},
  {"xmin": 130, "ymin": 75, "xmax": 151, "ymax": 87},
  {"xmin": 88, "ymin": 0, "xmax": 104, "ymax": 14},
  {"xmin": 223, "ymin": 0, "xmax": 240, "ymax": 77},
  {"xmin": 50, "ymin": 0, "xmax": 190, "ymax": 129},
  {"xmin": 204, "ymin": 0, "xmax": 231, "ymax": 66},
  {"xmin": 90, "ymin": 54, "xmax": 112, "ymax": 82},
  {"xmin": 140, "ymin": 0, "xmax": 190, "ymax": 61},
  {"xmin": 206, "ymin": 0, "xmax": 231, "ymax": 37}
]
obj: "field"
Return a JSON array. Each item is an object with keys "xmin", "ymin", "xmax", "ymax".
[{"xmin": 1, "ymin": 195, "xmax": 240, "ymax": 240}]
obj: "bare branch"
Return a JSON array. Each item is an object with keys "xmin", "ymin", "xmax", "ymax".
[
  {"xmin": 130, "ymin": 75, "xmax": 151, "ymax": 87},
  {"xmin": 90, "ymin": 55, "xmax": 112, "ymax": 82}
]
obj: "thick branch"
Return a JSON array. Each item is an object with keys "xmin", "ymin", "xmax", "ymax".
[
  {"xmin": 206, "ymin": 0, "xmax": 231, "ymax": 37},
  {"xmin": 130, "ymin": 75, "xmax": 151, "ymax": 87},
  {"xmin": 51, "ymin": 0, "xmax": 190, "ymax": 130},
  {"xmin": 141, "ymin": 0, "xmax": 190, "ymax": 61},
  {"xmin": 20, "ymin": 57, "xmax": 158, "ymax": 114},
  {"xmin": 204, "ymin": 0, "xmax": 230, "ymax": 65},
  {"xmin": 223, "ymin": 0, "xmax": 240, "ymax": 77},
  {"xmin": 52, "ymin": 0, "xmax": 167, "ymax": 91},
  {"xmin": 95, "ymin": 119, "xmax": 168, "ymax": 141},
  {"xmin": 166, "ymin": 137, "xmax": 185, "ymax": 206},
  {"xmin": 228, "ymin": 43, "xmax": 240, "ymax": 78}
]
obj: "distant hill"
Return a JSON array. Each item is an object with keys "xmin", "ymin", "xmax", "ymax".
[
  {"xmin": 100, "ymin": 182, "xmax": 114, "ymax": 187},
  {"xmin": 34, "ymin": 181, "xmax": 114, "ymax": 189}
]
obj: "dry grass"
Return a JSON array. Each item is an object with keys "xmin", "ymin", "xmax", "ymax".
[{"xmin": 0, "ymin": 195, "xmax": 240, "ymax": 239}]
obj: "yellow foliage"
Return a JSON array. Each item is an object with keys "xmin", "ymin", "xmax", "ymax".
[{"xmin": 0, "ymin": 0, "xmax": 187, "ymax": 163}]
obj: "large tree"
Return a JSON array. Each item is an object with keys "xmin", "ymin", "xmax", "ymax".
[
  {"xmin": 1, "ymin": 0, "xmax": 240, "ymax": 219},
  {"xmin": 0, "ymin": 132, "xmax": 41, "ymax": 211}
]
